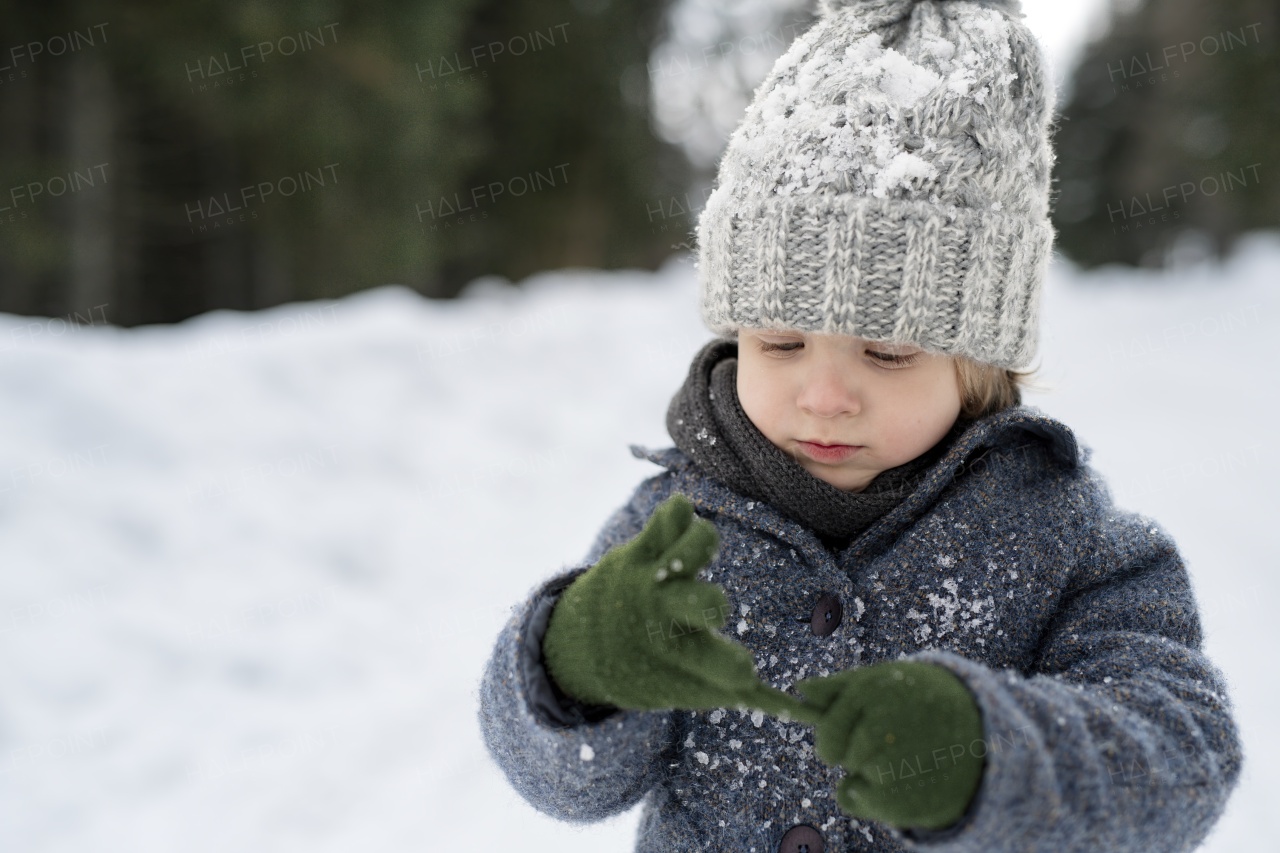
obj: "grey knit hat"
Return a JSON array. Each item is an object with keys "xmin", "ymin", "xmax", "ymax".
[{"xmin": 694, "ymin": 0, "xmax": 1057, "ymax": 369}]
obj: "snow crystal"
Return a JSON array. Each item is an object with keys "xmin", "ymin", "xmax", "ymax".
[
  {"xmin": 684, "ymin": 733, "xmax": 696, "ymax": 749},
  {"xmin": 709, "ymin": 709, "xmax": 725, "ymax": 724},
  {"xmin": 906, "ymin": 578, "xmax": 996, "ymax": 645},
  {"xmin": 695, "ymin": 751, "xmax": 709, "ymax": 765},
  {"xmin": 967, "ymin": 10, "xmax": 1013, "ymax": 61},
  {"xmin": 936, "ymin": 554, "xmax": 956, "ymax": 568},
  {"xmin": 579, "ymin": 743, "xmax": 595, "ymax": 762},
  {"xmin": 751, "ymin": 710, "xmax": 765, "ymax": 727},
  {"xmin": 801, "ymin": 798, "xmax": 812, "ymax": 808},
  {"xmin": 872, "ymin": 152, "xmax": 938, "ymax": 199},
  {"xmin": 730, "ymin": 739, "xmax": 743, "ymax": 750},
  {"xmin": 877, "ymin": 48, "xmax": 943, "ymax": 107},
  {"xmin": 947, "ymin": 71, "xmax": 976, "ymax": 99},
  {"xmin": 918, "ymin": 34, "xmax": 956, "ymax": 64},
  {"xmin": 737, "ymin": 619, "xmax": 749, "ymax": 635}
]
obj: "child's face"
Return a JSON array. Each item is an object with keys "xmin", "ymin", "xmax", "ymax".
[{"xmin": 736, "ymin": 328, "xmax": 962, "ymax": 493}]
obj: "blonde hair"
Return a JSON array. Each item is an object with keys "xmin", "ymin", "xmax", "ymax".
[{"xmin": 952, "ymin": 355, "xmax": 1050, "ymax": 419}]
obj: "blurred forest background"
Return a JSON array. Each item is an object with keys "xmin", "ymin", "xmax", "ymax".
[{"xmin": 0, "ymin": 0, "xmax": 1275, "ymax": 326}]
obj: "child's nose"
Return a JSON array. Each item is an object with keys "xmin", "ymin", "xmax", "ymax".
[{"xmin": 796, "ymin": 358, "xmax": 861, "ymax": 417}]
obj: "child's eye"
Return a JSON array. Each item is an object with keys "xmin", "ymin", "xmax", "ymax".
[
  {"xmin": 867, "ymin": 350, "xmax": 922, "ymax": 368},
  {"xmin": 757, "ymin": 339, "xmax": 921, "ymax": 368}
]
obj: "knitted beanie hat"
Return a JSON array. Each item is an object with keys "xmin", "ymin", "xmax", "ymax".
[{"xmin": 694, "ymin": 0, "xmax": 1057, "ymax": 370}]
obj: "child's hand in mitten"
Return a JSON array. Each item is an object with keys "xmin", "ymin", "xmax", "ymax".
[
  {"xmin": 542, "ymin": 493, "xmax": 806, "ymax": 719},
  {"xmin": 794, "ymin": 661, "xmax": 985, "ymax": 831}
]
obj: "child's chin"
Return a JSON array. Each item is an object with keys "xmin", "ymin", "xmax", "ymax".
[{"xmin": 809, "ymin": 466, "xmax": 865, "ymax": 493}]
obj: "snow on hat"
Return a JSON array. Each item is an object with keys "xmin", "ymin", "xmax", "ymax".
[{"xmin": 694, "ymin": 0, "xmax": 1057, "ymax": 369}]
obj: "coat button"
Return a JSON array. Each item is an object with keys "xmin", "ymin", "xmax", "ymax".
[
  {"xmin": 779, "ymin": 823, "xmax": 824, "ymax": 853},
  {"xmin": 809, "ymin": 592, "xmax": 843, "ymax": 636}
]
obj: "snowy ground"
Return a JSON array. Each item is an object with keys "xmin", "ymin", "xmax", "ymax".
[{"xmin": 0, "ymin": 233, "xmax": 1276, "ymax": 851}]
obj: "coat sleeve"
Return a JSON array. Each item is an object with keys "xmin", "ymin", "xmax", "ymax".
[
  {"xmin": 476, "ymin": 472, "xmax": 681, "ymax": 822},
  {"xmin": 906, "ymin": 466, "xmax": 1243, "ymax": 853}
]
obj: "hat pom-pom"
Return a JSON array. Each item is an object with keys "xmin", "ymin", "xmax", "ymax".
[{"xmin": 818, "ymin": 0, "xmax": 1021, "ymax": 18}]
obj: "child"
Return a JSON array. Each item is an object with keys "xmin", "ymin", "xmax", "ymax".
[{"xmin": 477, "ymin": 0, "xmax": 1242, "ymax": 850}]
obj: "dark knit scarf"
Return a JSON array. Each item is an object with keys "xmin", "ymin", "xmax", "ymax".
[{"xmin": 666, "ymin": 337, "xmax": 974, "ymax": 553}]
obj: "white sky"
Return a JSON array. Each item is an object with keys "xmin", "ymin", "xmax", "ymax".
[{"xmin": 1020, "ymin": 0, "xmax": 1115, "ymax": 98}]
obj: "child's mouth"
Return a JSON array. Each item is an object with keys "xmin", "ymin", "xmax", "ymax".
[{"xmin": 796, "ymin": 441, "xmax": 863, "ymax": 463}]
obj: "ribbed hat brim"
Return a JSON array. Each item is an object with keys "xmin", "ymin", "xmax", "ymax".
[{"xmin": 697, "ymin": 192, "xmax": 1054, "ymax": 370}]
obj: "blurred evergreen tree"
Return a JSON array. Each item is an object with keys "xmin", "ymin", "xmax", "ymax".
[
  {"xmin": 0, "ymin": 0, "xmax": 690, "ymax": 324},
  {"xmin": 433, "ymin": 0, "xmax": 691, "ymax": 294},
  {"xmin": 1052, "ymin": 0, "xmax": 1279, "ymax": 269}
]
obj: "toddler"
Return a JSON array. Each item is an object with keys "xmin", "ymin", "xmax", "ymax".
[{"xmin": 477, "ymin": 1, "xmax": 1242, "ymax": 850}]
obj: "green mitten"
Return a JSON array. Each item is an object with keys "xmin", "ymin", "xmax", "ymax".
[
  {"xmin": 794, "ymin": 661, "xmax": 985, "ymax": 830},
  {"xmin": 542, "ymin": 493, "xmax": 807, "ymax": 720}
]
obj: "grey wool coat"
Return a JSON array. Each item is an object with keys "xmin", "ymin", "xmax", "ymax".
[{"xmin": 477, "ymin": 405, "xmax": 1242, "ymax": 852}]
